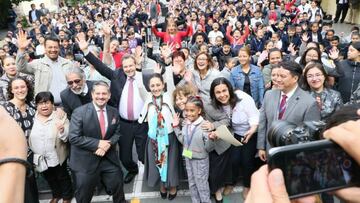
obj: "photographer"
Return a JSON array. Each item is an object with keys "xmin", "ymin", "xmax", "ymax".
[{"xmin": 246, "ymin": 105, "xmax": 360, "ymax": 203}]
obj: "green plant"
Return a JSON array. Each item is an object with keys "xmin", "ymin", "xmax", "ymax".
[{"xmin": 21, "ymin": 16, "xmax": 30, "ymax": 28}]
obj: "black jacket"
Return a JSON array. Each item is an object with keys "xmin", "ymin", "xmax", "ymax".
[
  {"xmin": 60, "ymin": 80, "xmax": 94, "ymax": 119},
  {"xmin": 333, "ymin": 60, "xmax": 360, "ymax": 103}
]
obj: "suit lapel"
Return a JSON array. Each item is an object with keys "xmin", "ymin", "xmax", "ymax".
[
  {"xmin": 283, "ymin": 87, "xmax": 300, "ymax": 119},
  {"xmin": 105, "ymin": 106, "xmax": 114, "ymax": 139}
]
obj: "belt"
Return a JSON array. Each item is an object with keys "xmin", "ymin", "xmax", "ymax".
[{"xmin": 120, "ymin": 117, "xmax": 139, "ymax": 124}]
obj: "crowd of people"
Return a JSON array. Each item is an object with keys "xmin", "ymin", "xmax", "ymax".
[{"xmin": 1, "ymin": 0, "xmax": 360, "ymax": 202}]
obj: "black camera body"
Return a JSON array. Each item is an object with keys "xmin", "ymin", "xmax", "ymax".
[
  {"xmin": 267, "ymin": 120, "xmax": 326, "ymax": 148},
  {"xmin": 267, "ymin": 120, "xmax": 360, "ymax": 199}
]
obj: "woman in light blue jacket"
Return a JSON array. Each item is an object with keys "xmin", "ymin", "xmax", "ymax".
[{"xmin": 230, "ymin": 46, "xmax": 265, "ymax": 108}]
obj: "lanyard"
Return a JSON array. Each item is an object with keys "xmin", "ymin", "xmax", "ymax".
[{"xmin": 185, "ymin": 124, "xmax": 198, "ymax": 148}]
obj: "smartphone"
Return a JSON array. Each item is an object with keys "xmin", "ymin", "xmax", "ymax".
[{"xmin": 268, "ymin": 140, "xmax": 360, "ymax": 199}]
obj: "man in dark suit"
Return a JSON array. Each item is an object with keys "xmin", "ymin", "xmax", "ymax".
[
  {"xmin": 28, "ymin": 4, "xmax": 42, "ymax": 24},
  {"xmin": 76, "ymin": 31, "xmax": 149, "ymax": 183},
  {"xmin": 69, "ymin": 81, "xmax": 126, "ymax": 203},
  {"xmin": 61, "ymin": 67, "xmax": 93, "ymax": 119},
  {"xmin": 334, "ymin": 0, "xmax": 349, "ymax": 23},
  {"xmin": 257, "ymin": 61, "xmax": 321, "ymax": 161}
]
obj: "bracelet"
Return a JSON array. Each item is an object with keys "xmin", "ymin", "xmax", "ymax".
[
  {"xmin": 0, "ymin": 157, "xmax": 33, "ymax": 178},
  {"xmin": 0, "ymin": 157, "xmax": 32, "ymax": 169}
]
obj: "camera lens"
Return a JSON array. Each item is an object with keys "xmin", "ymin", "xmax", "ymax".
[{"xmin": 268, "ymin": 120, "xmax": 298, "ymax": 147}]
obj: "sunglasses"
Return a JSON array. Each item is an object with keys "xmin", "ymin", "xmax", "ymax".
[{"xmin": 67, "ymin": 79, "xmax": 82, "ymax": 85}]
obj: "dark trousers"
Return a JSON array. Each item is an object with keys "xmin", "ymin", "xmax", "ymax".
[
  {"xmin": 335, "ymin": 3, "xmax": 349, "ymax": 22},
  {"xmin": 25, "ymin": 169, "xmax": 39, "ymax": 203},
  {"xmin": 118, "ymin": 119, "xmax": 148, "ymax": 174},
  {"xmin": 231, "ymin": 134, "xmax": 257, "ymax": 188},
  {"xmin": 72, "ymin": 159, "xmax": 125, "ymax": 203},
  {"xmin": 42, "ymin": 162, "xmax": 73, "ymax": 200}
]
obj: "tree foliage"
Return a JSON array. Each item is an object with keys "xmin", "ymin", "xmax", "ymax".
[{"xmin": 0, "ymin": 0, "xmax": 32, "ymax": 29}]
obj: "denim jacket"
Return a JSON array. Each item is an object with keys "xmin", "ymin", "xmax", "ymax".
[{"xmin": 230, "ymin": 64, "xmax": 264, "ymax": 107}]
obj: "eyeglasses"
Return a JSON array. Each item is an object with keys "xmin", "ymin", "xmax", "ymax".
[
  {"xmin": 67, "ymin": 79, "xmax": 82, "ymax": 85},
  {"xmin": 306, "ymin": 73, "xmax": 323, "ymax": 79}
]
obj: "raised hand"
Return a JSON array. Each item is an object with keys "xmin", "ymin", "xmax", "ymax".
[
  {"xmin": 75, "ymin": 32, "xmax": 90, "ymax": 52},
  {"xmin": 172, "ymin": 113, "xmax": 180, "ymax": 127},
  {"xmin": 243, "ymin": 20, "xmax": 249, "ymax": 27},
  {"xmin": 184, "ymin": 71, "xmax": 193, "ymax": 83},
  {"xmin": 329, "ymin": 48, "xmax": 339, "ymax": 60},
  {"xmin": 160, "ymin": 43, "xmax": 172, "ymax": 59},
  {"xmin": 102, "ymin": 21, "xmax": 112, "ymax": 36},
  {"xmin": 16, "ymin": 30, "xmax": 31, "ymax": 52},
  {"xmin": 154, "ymin": 63, "xmax": 162, "ymax": 74},
  {"xmin": 301, "ymin": 32, "xmax": 309, "ymax": 42}
]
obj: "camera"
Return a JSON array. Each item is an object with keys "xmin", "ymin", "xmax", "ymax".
[
  {"xmin": 267, "ymin": 120, "xmax": 360, "ymax": 199},
  {"xmin": 267, "ymin": 120, "xmax": 326, "ymax": 147}
]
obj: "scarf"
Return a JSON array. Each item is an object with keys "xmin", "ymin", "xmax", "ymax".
[{"xmin": 148, "ymin": 96, "xmax": 169, "ymax": 182}]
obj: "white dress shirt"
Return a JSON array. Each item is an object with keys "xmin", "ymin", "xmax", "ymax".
[
  {"xmin": 279, "ymin": 85, "xmax": 298, "ymax": 110},
  {"xmin": 119, "ymin": 74, "xmax": 144, "ymax": 120},
  {"xmin": 230, "ymin": 90, "xmax": 260, "ymax": 136}
]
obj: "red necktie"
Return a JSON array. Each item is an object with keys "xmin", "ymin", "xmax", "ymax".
[
  {"xmin": 127, "ymin": 77, "xmax": 134, "ymax": 120},
  {"xmin": 99, "ymin": 109, "xmax": 106, "ymax": 138},
  {"xmin": 278, "ymin": 95, "xmax": 287, "ymax": 120}
]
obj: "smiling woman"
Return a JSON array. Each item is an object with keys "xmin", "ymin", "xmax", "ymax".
[
  {"xmin": 28, "ymin": 91, "xmax": 73, "ymax": 203},
  {"xmin": 2, "ymin": 77, "xmax": 39, "ymax": 203},
  {"xmin": 0, "ymin": 56, "xmax": 34, "ymax": 102},
  {"xmin": 210, "ymin": 77, "xmax": 260, "ymax": 199}
]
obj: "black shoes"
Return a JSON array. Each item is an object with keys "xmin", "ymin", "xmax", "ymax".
[
  {"xmin": 168, "ymin": 191, "xmax": 177, "ymax": 200},
  {"xmin": 160, "ymin": 191, "xmax": 167, "ymax": 199},
  {"xmin": 124, "ymin": 172, "xmax": 138, "ymax": 184}
]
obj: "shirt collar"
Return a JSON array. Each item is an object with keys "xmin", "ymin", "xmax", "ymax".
[
  {"xmin": 186, "ymin": 116, "xmax": 204, "ymax": 126},
  {"xmin": 282, "ymin": 85, "xmax": 298, "ymax": 99},
  {"xmin": 93, "ymin": 103, "xmax": 107, "ymax": 112},
  {"xmin": 35, "ymin": 111, "xmax": 56, "ymax": 123}
]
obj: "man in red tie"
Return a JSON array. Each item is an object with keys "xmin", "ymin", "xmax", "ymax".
[
  {"xmin": 256, "ymin": 61, "xmax": 321, "ymax": 162},
  {"xmin": 68, "ymin": 81, "xmax": 127, "ymax": 203}
]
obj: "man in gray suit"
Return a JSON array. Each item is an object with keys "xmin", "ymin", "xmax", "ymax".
[
  {"xmin": 69, "ymin": 81, "xmax": 127, "ymax": 203},
  {"xmin": 257, "ymin": 61, "xmax": 321, "ymax": 161}
]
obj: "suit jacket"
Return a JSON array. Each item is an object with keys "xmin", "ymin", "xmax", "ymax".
[
  {"xmin": 60, "ymin": 80, "xmax": 94, "ymax": 119},
  {"xmin": 69, "ymin": 103, "xmax": 122, "ymax": 173},
  {"xmin": 84, "ymin": 52, "xmax": 148, "ymax": 109},
  {"xmin": 257, "ymin": 87, "xmax": 321, "ymax": 151},
  {"xmin": 28, "ymin": 9, "xmax": 42, "ymax": 24}
]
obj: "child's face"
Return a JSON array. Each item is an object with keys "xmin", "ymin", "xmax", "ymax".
[
  {"xmin": 175, "ymin": 92, "xmax": 187, "ymax": 110},
  {"xmin": 311, "ymin": 24, "xmax": 319, "ymax": 32},
  {"xmin": 185, "ymin": 102, "xmax": 202, "ymax": 122},
  {"xmin": 257, "ymin": 29, "xmax": 264, "ymax": 38},
  {"xmin": 288, "ymin": 29, "xmax": 295, "ymax": 36},
  {"xmin": 266, "ymin": 42, "xmax": 274, "ymax": 50},
  {"xmin": 149, "ymin": 77, "xmax": 164, "ymax": 97},
  {"xmin": 226, "ymin": 59, "xmax": 237, "ymax": 69},
  {"xmin": 233, "ymin": 30, "xmax": 241, "ymax": 39}
]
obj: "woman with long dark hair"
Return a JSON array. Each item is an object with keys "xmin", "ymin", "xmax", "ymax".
[
  {"xmin": 210, "ymin": 77, "xmax": 259, "ymax": 199},
  {"xmin": 2, "ymin": 77, "xmax": 38, "ymax": 203}
]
